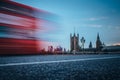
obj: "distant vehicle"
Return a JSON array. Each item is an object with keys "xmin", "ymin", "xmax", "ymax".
[{"xmin": 0, "ymin": 0, "xmax": 50, "ymax": 54}]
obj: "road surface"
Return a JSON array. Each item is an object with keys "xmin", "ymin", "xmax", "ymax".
[{"xmin": 0, "ymin": 54, "xmax": 120, "ymax": 80}]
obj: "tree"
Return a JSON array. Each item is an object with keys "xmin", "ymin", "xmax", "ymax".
[{"xmin": 89, "ymin": 41, "xmax": 92, "ymax": 48}]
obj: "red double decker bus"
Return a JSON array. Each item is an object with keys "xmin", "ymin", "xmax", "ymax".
[{"xmin": 0, "ymin": 0, "xmax": 49, "ymax": 54}]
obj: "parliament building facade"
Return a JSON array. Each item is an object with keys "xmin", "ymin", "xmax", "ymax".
[{"xmin": 70, "ymin": 33, "xmax": 104, "ymax": 52}]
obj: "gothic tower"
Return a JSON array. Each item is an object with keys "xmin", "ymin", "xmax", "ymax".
[
  {"xmin": 70, "ymin": 33, "xmax": 80, "ymax": 52},
  {"xmin": 96, "ymin": 33, "xmax": 102, "ymax": 51}
]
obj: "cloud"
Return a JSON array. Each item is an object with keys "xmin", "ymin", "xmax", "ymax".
[
  {"xmin": 115, "ymin": 26, "xmax": 120, "ymax": 30},
  {"xmin": 85, "ymin": 17, "xmax": 108, "ymax": 21},
  {"xmin": 89, "ymin": 24, "xmax": 102, "ymax": 28},
  {"xmin": 82, "ymin": 24, "xmax": 102, "ymax": 28},
  {"xmin": 106, "ymin": 25, "xmax": 120, "ymax": 30},
  {"xmin": 112, "ymin": 42, "xmax": 120, "ymax": 46}
]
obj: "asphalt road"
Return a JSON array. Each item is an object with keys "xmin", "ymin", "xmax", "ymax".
[{"xmin": 0, "ymin": 54, "xmax": 120, "ymax": 80}]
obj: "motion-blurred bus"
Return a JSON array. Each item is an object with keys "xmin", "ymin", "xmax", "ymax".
[{"xmin": 0, "ymin": 0, "xmax": 52, "ymax": 54}]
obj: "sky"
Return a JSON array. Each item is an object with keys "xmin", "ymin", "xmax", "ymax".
[{"xmin": 13, "ymin": 0, "xmax": 120, "ymax": 50}]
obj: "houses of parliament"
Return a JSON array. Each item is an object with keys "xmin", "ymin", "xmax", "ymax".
[{"xmin": 70, "ymin": 32, "xmax": 104, "ymax": 52}]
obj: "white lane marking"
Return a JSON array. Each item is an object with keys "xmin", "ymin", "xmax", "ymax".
[{"xmin": 0, "ymin": 56, "xmax": 120, "ymax": 67}]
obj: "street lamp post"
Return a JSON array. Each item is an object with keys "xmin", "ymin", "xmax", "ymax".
[{"xmin": 81, "ymin": 37, "xmax": 85, "ymax": 53}]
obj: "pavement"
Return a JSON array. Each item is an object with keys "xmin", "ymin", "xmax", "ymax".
[{"xmin": 0, "ymin": 54, "xmax": 120, "ymax": 80}]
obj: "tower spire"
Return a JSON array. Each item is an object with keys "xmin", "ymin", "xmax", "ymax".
[
  {"xmin": 74, "ymin": 27, "xmax": 75, "ymax": 33},
  {"xmin": 97, "ymin": 33, "xmax": 100, "ymax": 40},
  {"xmin": 74, "ymin": 27, "xmax": 76, "ymax": 36},
  {"xmin": 96, "ymin": 32, "xmax": 102, "ymax": 51}
]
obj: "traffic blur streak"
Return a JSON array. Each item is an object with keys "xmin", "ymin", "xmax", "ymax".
[{"xmin": 0, "ymin": 0, "xmax": 57, "ymax": 54}]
